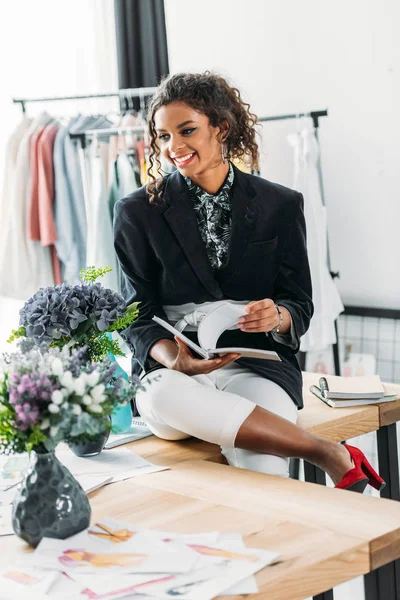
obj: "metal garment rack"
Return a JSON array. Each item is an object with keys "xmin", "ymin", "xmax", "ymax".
[
  {"xmin": 12, "ymin": 87, "xmax": 157, "ymax": 115},
  {"xmin": 258, "ymin": 109, "xmax": 341, "ymax": 376}
]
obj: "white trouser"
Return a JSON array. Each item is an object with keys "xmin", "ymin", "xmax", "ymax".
[{"xmin": 136, "ymin": 362, "xmax": 298, "ymax": 478}]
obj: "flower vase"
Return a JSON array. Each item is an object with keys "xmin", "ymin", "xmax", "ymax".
[
  {"xmin": 68, "ymin": 415, "xmax": 111, "ymax": 457},
  {"xmin": 12, "ymin": 450, "xmax": 91, "ymax": 548}
]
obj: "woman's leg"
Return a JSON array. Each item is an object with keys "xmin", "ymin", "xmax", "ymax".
[
  {"xmin": 136, "ymin": 368, "xmax": 353, "ymax": 485},
  {"xmin": 136, "ymin": 368, "xmax": 255, "ymax": 444},
  {"xmin": 215, "ymin": 364, "xmax": 297, "ymax": 477}
]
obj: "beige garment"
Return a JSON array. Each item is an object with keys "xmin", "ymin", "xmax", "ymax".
[
  {"xmin": 0, "ymin": 119, "xmax": 32, "ymax": 259},
  {"xmin": 0, "ymin": 113, "xmax": 54, "ymax": 299}
]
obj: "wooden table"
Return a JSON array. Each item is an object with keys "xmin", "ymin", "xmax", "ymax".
[
  {"xmin": 299, "ymin": 374, "xmax": 400, "ymax": 600},
  {"xmin": 2, "ymin": 459, "xmax": 400, "ymax": 600}
]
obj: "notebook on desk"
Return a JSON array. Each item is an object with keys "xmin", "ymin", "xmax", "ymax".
[{"xmin": 308, "ymin": 374, "xmax": 399, "ymax": 408}]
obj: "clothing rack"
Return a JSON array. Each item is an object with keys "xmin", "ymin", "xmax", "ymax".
[
  {"xmin": 258, "ymin": 108, "xmax": 340, "ymax": 375},
  {"xmin": 258, "ymin": 109, "xmax": 328, "ymax": 129},
  {"xmin": 12, "ymin": 87, "xmax": 157, "ymax": 115},
  {"xmin": 12, "ymin": 87, "xmax": 156, "ymax": 234},
  {"xmin": 69, "ymin": 125, "xmax": 147, "ymax": 147}
]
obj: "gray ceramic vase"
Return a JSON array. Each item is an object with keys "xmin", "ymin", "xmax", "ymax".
[{"xmin": 12, "ymin": 450, "xmax": 91, "ymax": 548}]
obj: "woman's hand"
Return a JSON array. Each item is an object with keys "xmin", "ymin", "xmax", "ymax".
[
  {"xmin": 169, "ymin": 337, "xmax": 241, "ymax": 376},
  {"xmin": 238, "ymin": 299, "xmax": 291, "ymax": 334}
]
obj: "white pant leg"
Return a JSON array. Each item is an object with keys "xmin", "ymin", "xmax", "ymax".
[
  {"xmin": 215, "ymin": 363, "xmax": 298, "ymax": 478},
  {"xmin": 135, "ymin": 369, "xmax": 256, "ymax": 446}
]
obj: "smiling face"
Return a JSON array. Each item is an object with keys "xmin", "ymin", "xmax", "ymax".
[{"xmin": 154, "ymin": 101, "xmax": 225, "ymax": 177}]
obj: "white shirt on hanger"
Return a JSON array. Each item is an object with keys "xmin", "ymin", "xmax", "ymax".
[
  {"xmin": 288, "ymin": 123, "xmax": 344, "ymax": 352},
  {"xmin": 86, "ymin": 138, "xmax": 118, "ymax": 291}
]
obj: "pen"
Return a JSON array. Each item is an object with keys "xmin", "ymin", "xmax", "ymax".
[{"xmin": 319, "ymin": 377, "xmax": 329, "ymax": 398}]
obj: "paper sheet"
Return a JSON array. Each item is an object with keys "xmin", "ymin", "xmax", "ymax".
[
  {"xmin": 27, "ymin": 532, "xmax": 199, "ymax": 575},
  {"xmin": 0, "ymin": 486, "xmax": 18, "ymax": 506},
  {"xmin": 56, "ymin": 446, "xmax": 168, "ymax": 483},
  {"xmin": 6, "ymin": 517, "xmax": 278, "ymax": 600},
  {"xmin": 0, "ymin": 505, "xmax": 13, "ymax": 536},
  {"xmin": 0, "ymin": 454, "xmax": 28, "ymax": 491}
]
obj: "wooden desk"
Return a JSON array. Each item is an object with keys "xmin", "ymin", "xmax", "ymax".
[{"xmin": 2, "ymin": 460, "xmax": 400, "ymax": 600}]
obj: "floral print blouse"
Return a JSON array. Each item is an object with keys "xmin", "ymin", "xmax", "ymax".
[{"xmin": 184, "ymin": 162, "xmax": 234, "ymax": 270}]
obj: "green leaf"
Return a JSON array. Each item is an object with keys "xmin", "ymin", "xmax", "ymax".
[
  {"xmin": 80, "ymin": 266, "xmax": 112, "ymax": 282},
  {"xmin": 6, "ymin": 326, "xmax": 26, "ymax": 344}
]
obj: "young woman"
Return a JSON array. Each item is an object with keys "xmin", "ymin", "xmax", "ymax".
[{"xmin": 114, "ymin": 72, "xmax": 384, "ymax": 493}]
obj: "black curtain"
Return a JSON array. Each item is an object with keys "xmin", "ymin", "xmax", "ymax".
[{"xmin": 114, "ymin": 0, "xmax": 169, "ymax": 98}]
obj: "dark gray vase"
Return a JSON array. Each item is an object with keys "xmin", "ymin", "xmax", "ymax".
[
  {"xmin": 12, "ymin": 450, "xmax": 91, "ymax": 548},
  {"xmin": 68, "ymin": 429, "xmax": 110, "ymax": 457},
  {"xmin": 68, "ymin": 416, "xmax": 111, "ymax": 457}
]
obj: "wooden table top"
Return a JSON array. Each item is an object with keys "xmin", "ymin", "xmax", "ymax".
[{"xmin": 3, "ymin": 458, "xmax": 400, "ymax": 600}]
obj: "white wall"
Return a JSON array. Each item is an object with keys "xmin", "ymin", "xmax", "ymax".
[
  {"xmin": 0, "ymin": 0, "xmax": 119, "ymax": 350},
  {"xmin": 165, "ymin": 0, "xmax": 400, "ymax": 309}
]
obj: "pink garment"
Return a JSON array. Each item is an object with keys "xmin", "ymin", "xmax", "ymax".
[
  {"xmin": 29, "ymin": 126, "xmax": 46, "ymax": 240},
  {"xmin": 37, "ymin": 124, "xmax": 62, "ymax": 284}
]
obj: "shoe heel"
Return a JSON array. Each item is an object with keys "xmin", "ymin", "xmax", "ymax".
[{"xmin": 361, "ymin": 457, "xmax": 386, "ymax": 491}]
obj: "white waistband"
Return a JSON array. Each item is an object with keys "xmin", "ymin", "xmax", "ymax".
[{"xmin": 163, "ymin": 300, "xmax": 249, "ymax": 332}]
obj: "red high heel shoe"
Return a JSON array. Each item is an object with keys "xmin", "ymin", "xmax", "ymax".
[{"xmin": 335, "ymin": 444, "xmax": 386, "ymax": 493}]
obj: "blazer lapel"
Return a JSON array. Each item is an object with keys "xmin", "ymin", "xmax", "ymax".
[
  {"xmin": 220, "ymin": 166, "xmax": 258, "ymax": 278},
  {"xmin": 161, "ymin": 171, "xmax": 224, "ymax": 299}
]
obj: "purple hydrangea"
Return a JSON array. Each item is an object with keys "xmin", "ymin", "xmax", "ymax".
[
  {"xmin": 19, "ymin": 282, "xmax": 126, "ymax": 346},
  {"xmin": 7, "ymin": 370, "xmax": 59, "ymax": 430}
]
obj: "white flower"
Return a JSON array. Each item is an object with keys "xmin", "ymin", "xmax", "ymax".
[
  {"xmin": 82, "ymin": 395, "xmax": 92, "ymax": 406},
  {"xmin": 40, "ymin": 418, "xmax": 50, "ymax": 430},
  {"xmin": 50, "ymin": 425, "xmax": 59, "ymax": 437},
  {"xmin": 88, "ymin": 404, "xmax": 103, "ymax": 414},
  {"xmin": 60, "ymin": 371, "xmax": 74, "ymax": 391},
  {"xmin": 72, "ymin": 404, "xmax": 82, "ymax": 415},
  {"xmin": 86, "ymin": 371, "xmax": 100, "ymax": 387},
  {"xmin": 62, "ymin": 402, "xmax": 69, "ymax": 409},
  {"xmin": 73, "ymin": 375, "xmax": 86, "ymax": 397},
  {"xmin": 51, "ymin": 390, "xmax": 64, "ymax": 405},
  {"xmin": 48, "ymin": 403, "xmax": 60, "ymax": 414},
  {"xmin": 51, "ymin": 358, "xmax": 64, "ymax": 377},
  {"xmin": 90, "ymin": 384, "xmax": 106, "ymax": 404}
]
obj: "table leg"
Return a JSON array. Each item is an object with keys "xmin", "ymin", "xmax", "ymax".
[
  {"xmin": 289, "ymin": 457, "xmax": 300, "ymax": 480},
  {"xmin": 377, "ymin": 424, "xmax": 400, "ymax": 502},
  {"xmin": 304, "ymin": 461, "xmax": 334, "ymax": 600},
  {"xmin": 364, "ymin": 424, "xmax": 400, "ymax": 600}
]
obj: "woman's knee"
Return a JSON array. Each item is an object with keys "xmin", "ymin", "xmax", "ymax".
[{"xmin": 136, "ymin": 369, "xmax": 193, "ymax": 421}]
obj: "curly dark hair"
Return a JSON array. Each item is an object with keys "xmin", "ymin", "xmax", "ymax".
[{"xmin": 146, "ymin": 71, "xmax": 260, "ymax": 203}]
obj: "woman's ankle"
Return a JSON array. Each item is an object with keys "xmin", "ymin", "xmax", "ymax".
[{"xmin": 316, "ymin": 441, "xmax": 354, "ymax": 485}]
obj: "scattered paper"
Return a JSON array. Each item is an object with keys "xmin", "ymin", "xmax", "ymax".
[
  {"xmin": 0, "ymin": 454, "xmax": 28, "ymax": 491},
  {"xmin": 74, "ymin": 474, "xmax": 113, "ymax": 495},
  {"xmin": 27, "ymin": 532, "xmax": 199, "ymax": 575},
  {"xmin": 0, "ymin": 486, "xmax": 18, "ymax": 506},
  {"xmin": 0, "ymin": 505, "xmax": 13, "ymax": 536},
  {"xmin": 6, "ymin": 517, "xmax": 279, "ymax": 599},
  {"xmin": 56, "ymin": 446, "xmax": 168, "ymax": 483}
]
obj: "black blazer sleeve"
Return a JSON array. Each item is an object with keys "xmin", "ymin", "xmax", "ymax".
[
  {"xmin": 274, "ymin": 192, "xmax": 313, "ymax": 352},
  {"xmin": 113, "ymin": 195, "xmax": 175, "ymax": 370}
]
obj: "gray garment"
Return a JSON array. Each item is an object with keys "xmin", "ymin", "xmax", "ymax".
[
  {"xmin": 63, "ymin": 117, "xmax": 88, "ymax": 276},
  {"xmin": 108, "ymin": 152, "xmax": 139, "ymax": 221},
  {"xmin": 53, "ymin": 121, "xmax": 81, "ymax": 283},
  {"xmin": 108, "ymin": 153, "xmax": 139, "ymax": 291}
]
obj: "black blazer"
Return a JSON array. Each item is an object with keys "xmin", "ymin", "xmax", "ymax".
[{"xmin": 113, "ymin": 165, "xmax": 313, "ymax": 409}]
